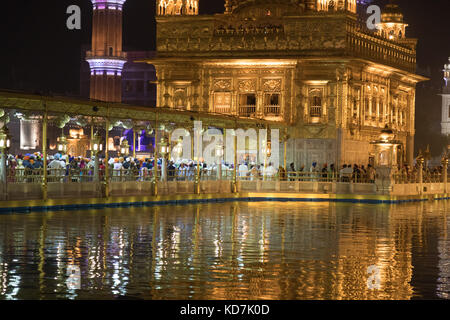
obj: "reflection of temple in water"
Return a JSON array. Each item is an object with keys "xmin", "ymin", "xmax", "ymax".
[
  {"xmin": 0, "ymin": 202, "xmax": 449, "ymax": 299},
  {"xmin": 437, "ymin": 201, "xmax": 450, "ymax": 299}
]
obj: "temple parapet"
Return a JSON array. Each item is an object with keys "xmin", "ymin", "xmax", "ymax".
[{"xmin": 156, "ymin": 13, "xmax": 416, "ymax": 73}]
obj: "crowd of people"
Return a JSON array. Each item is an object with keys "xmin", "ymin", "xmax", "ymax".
[{"xmin": 4, "ymin": 152, "xmax": 447, "ymax": 184}]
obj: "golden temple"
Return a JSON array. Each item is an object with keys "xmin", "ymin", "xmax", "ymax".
[{"xmin": 143, "ymin": 0, "xmax": 427, "ymax": 167}]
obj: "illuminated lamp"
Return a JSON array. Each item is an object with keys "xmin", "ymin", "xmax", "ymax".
[{"xmin": 119, "ymin": 139, "xmax": 130, "ymax": 156}]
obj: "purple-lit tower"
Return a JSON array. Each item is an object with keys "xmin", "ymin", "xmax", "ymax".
[{"xmin": 86, "ymin": 0, "xmax": 127, "ymax": 102}]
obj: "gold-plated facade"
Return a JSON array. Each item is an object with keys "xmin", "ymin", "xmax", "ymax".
[
  {"xmin": 157, "ymin": 0, "xmax": 199, "ymax": 16},
  {"xmin": 144, "ymin": 0, "xmax": 427, "ymax": 167}
]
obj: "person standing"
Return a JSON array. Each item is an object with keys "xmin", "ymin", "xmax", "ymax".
[
  {"xmin": 288, "ymin": 163, "xmax": 296, "ymax": 181},
  {"xmin": 264, "ymin": 162, "xmax": 277, "ymax": 180},
  {"xmin": 310, "ymin": 161, "xmax": 319, "ymax": 181},
  {"xmin": 168, "ymin": 161, "xmax": 176, "ymax": 181},
  {"xmin": 321, "ymin": 164, "xmax": 328, "ymax": 181},
  {"xmin": 367, "ymin": 164, "xmax": 376, "ymax": 184},
  {"xmin": 238, "ymin": 162, "xmax": 249, "ymax": 179}
]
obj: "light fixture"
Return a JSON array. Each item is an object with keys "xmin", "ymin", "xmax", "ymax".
[
  {"xmin": 119, "ymin": 139, "xmax": 130, "ymax": 156},
  {"xmin": 379, "ymin": 125, "xmax": 395, "ymax": 143},
  {"xmin": 263, "ymin": 140, "xmax": 272, "ymax": 158},
  {"xmin": 91, "ymin": 133, "xmax": 103, "ymax": 154},
  {"xmin": 57, "ymin": 135, "xmax": 68, "ymax": 154},
  {"xmin": 215, "ymin": 142, "xmax": 224, "ymax": 158},
  {"xmin": 159, "ymin": 138, "xmax": 169, "ymax": 156},
  {"xmin": 0, "ymin": 127, "xmax": 11, "ymax": 151}
]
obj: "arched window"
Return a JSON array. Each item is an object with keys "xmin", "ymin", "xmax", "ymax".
[
  {"xmin": 173, "ymin": 87, "xmax": 187, "ymax": 109},
  {"xmin": 388, "ymin": 30, "xmax": 395, "ymax": 40}
]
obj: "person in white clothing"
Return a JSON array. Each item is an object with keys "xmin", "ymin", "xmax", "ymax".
[
  {"xmin": 48, "ymin": 155, "xmax": 65, "ymax": 181},
  {"xmin": 15, "ymin": 159, "xmax": 25, "ymax": 183},
  {"xmin": 238, "ymin": 162, "xmax": 249, "ymax": 179},
  {"xmin": 264, "ymin": 162, "xmax": 277, "ymax": 179}
]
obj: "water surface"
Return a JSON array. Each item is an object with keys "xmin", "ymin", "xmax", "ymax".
[{"xmin": 0, "ymin": 201, "xmax": 449, "ymax": 300}]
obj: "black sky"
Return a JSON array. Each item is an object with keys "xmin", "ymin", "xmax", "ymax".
[
  {"xmin": 1, "ymin": 0, "xmax": 449, "ymax": 153},
  {"xmin": 1, "ymin": 0, "xmax": 449, "ymax": 93}
]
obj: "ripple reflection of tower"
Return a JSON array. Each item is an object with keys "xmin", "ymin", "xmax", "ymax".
[{"xmin": 86, "ymin": 0, "xmax": 127, "ymax": 103}]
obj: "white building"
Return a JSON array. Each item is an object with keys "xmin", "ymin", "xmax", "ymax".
[{"xmin": 441, "ymin": 58, "xmax": 450, "ymax": 135}]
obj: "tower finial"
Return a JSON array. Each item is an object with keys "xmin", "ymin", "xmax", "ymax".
[{"xmin": 225, "ymin": 0, "xmax": 231, "ymax": 14}]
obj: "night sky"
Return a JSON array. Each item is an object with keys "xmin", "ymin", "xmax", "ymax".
[{"xmin": 1, "ymin": 0, "xmax": 449, "ymax": 154}]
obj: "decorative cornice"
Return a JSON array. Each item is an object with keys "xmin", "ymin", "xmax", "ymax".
[
  {"xmin": 86, "ymin": 58, "xmax": 127, "ymax": 76},
  {"xmin": 91, "ymin": 0, "xmax": 126, "ymax": 10}
]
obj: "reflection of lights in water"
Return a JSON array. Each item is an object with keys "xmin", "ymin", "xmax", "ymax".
[
  {"xmin": 4, "ymin": 267, "xmax": 21, "ymax": 300},
  {"xmin": 56, "ymin": 242, "xmax": 64, "ymax": 269},
  {"xmin": 214, "ymin": 238, "xmax": 222, "ymax": 258},
  {"xmin": 112, "ymin": 261, "xmax": 121, "ymax": 295},
  {"xmin": 0, "ymin": 262, "xmax": 8, "ymax": 296},
  {"xmin": 437, "ymin": 216, "xmax": 450, "ymax": 299},
  {"xmin": 55, "ymin": 242, "xmax": 65, "ymax": 287},
  {"xmin": 259, "ymin": 219, "xmax": 267, "ymax": 264},
  {"xmin": 0, "ymin": 202, "xmax": 438, "ymax": 299},
  {"xmin": 88, "ymin": 245, "xmax": 100, "ymax": 280},
  {"xmin": 109, "ymin": 228, "xmax": 129, "ymax": 296},
  {"xmin": 154, "ymin": 224, "xmax": 184, "ymax": 280},
  {"xmin": 171, "ymin": 226, "xmax": 181, "ymax": 259},
  {"xmin": 237, "ymin": 218, "xmax": 248, "ymax": 270},
  {"xmin": 154, "ymin": 228, "xmax": 165, "ymax": 280}
]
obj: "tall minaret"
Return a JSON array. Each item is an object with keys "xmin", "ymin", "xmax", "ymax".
[
  {"xmin": 441, "ymin": 58, "xmax": 450, "ymax": 135},
  {"xmin": 86, "ymin": 0, "xmax": 127, "ymax": 102}
]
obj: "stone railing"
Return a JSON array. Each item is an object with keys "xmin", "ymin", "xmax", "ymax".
[
  {"xmin": 346, "ymin": 19, "xmax": 417, "ymax": 73},
  {"xmin": 309, "ymin": 106, "xmax": 322, "ymax": 117},
  {"xmin": 214, "ymin": 105, "xmax": 231, "ymax": 114},
  {"xmin": 239, "ymin": 105, "xmax": 256, "ymax": 117},
  {"xmin": 393, "ymin": 172, "xmax": 445, "ymax": 184},
  {"xmin": 390, "ymin": 169, "xmax": 450, "ymax": 196},
  {"xmin": 2, "ymin": 167, "xmax": 449, "ymax": 202},
  {"xmin": 264, "ymin": 105, "xmax": 280, "ymax": 116}
]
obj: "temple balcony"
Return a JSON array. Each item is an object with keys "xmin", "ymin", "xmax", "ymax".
[
  {"xmin": 214, "ymin": 105, "xmax": 231, "ymax": 114},
  {"xmin": 239, "ymin": 105, "xmax": 256, "ymax": 118},
  {"xmin": 263, "ymin": 105, "xmax": 280, "ymax": 116}
]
